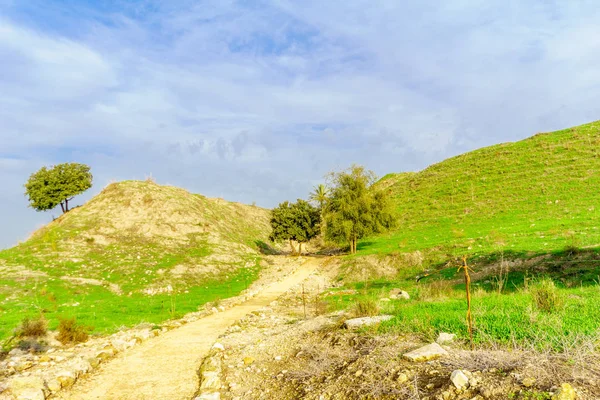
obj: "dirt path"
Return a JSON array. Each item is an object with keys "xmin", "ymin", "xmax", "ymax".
[{"xmin": 55, "ymin": 258, "xmax": 321, "ymax": 400}]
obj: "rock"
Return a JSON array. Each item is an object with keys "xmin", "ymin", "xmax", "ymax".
[
  {"xmin": 403, "ymin": 343, "xmax": 448, "ymax": 362},
  {"xmin": 243, "ymin": 357, "xmax": 255, "ymax": 366},
  {"xmin": 110, "ymin": 338, "xmax": 136, "ymax": 352},
  {"xmin": 389, "ymin": 288, "xmax": 410, "ymax": 300},
  {"xmin": 436, "ymin": 332, "xmax": 456, "ymax": 344},
  {"xmin": 8, "ymin": 377, "xmax": 45, "ymax": 400},
  {"xmin": 553, "ymin": 383, "xmax": 576, "ymax": 400},
  {"xmin": 212, "ymin": 343, "xmax": 225, "ymax": 351},
  {"xmin": 132, "ymin": 329, "xmax": 153, "ymax": 341},
  {"xmin": 15, "ymin": 361, "xmax": 33, "ymax": 372},
  {"xmin": 196, "ymin": 393, "xmax": 220, "ymax": 400},
  {"xmin": 198, "ymin": 354, "xmax": 222, "ymax": 398},
  {"xmin": 45, "ymin": 378, "xmax": 61, "ymax": 394},
  {"xmin": 343, "ymin": 315, "xmax": 393, "ymax": 329},
  {"xmin": 95, "ymin": 350, "xmax": 112, "ymax": 361},
  {"xmin": 14, "ymin": 388, "xmax": 45, "ymax": 400},
  {"xmin": 397, "ymin": 373, "xmax": 408, "ymax": 383},
  {"xmin": 522, "ymin": 377, "xmax": 536, "ymax": 387},
  {"xmin": 67, "ymin": 358, "xmax": 92, "ymax": 375},
  {"xmin": 450, "ymin": 370, "xmax": 469, "ymax": 389}
]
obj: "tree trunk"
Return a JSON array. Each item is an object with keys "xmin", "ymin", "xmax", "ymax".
[
  {"xmin": 350, "ymin": 237, "xmax": 357, "ymax": 254},
  {"xmin": 65, "ymin": 198, "xmax": 69, "ymax": 212},
  {"xmin": 289, "ymin": 239, "xmax": 297, "ymax": 256},
  {"xmin": 60, "ymin": 202, "xmax": 66, "ymax": 214},
  {"xmin": 298, "ymin": 242, "xmax": 302, "ymax": 256}
]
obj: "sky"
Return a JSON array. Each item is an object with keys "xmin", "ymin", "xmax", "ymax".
[{"xmin": 1, "ymin": 1, "xmax": 600, "ymax": 249}]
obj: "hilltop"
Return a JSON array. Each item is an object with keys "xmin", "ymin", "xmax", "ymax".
[
  {"xmin": 366, "ymin": 120, "xmax": 600, "ymax": 259},
  {"xmin": 0, "ymin": 180, "xmax": 272, "ymax": 339}
]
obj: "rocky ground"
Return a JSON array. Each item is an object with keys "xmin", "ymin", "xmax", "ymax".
[
  {"xmin": 196, "ymin": 274, "xmax": 599, "ymax": 400},
  {"xmin": 2, "ymin": 255, "xmax": 598, "ymax": 400},
  {"xmin": 0, "ymin": 256, "xmax": 305, "ymax": 400}
]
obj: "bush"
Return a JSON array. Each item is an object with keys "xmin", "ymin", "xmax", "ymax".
[
  {"xmin": 17, "ymin": 339, "xmax": 47, "ymax": 353},
  {"xmin": 56, "ymin": 317, "xmax": 91, "ymax": 344},
  {"xmin": 17, "ymin": 315, "xmax": 48, "ymax": 338},
  {"xmin": 351, "ymin": 298, "xmax": 380, "ymax": 317},
  {"xmin": 531, "ymin": 279, "xmax": 564, "ymax": 313}
]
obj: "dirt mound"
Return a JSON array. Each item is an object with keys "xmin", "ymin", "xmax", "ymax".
[{"xmin": 4, "ymin": 180, "xmax": 272, "ymax": 295}]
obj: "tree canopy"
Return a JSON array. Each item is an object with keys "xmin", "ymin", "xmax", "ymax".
[
  {"xmin": 269, "ymin": 199, "xmax": 320, "ymax": 255},
  {"xmin": 25, "ymin": 163, "xmax": 93, "ymax": 213},
  {"xmin": 309, "ymin": 184, "xmax": 329, "ymax": 210},
  {"xmin": 323, "ymin": 165, "xmax": 396, "ymax": 254}
]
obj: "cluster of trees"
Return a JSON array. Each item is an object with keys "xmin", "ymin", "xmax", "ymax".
[
  {"xmin": 269, "ymin": 165, "xmax": 396, "ymax": 255},
  {"xmin": 24, "ymin": 163, "xmax": 93, "ymax": 214}
]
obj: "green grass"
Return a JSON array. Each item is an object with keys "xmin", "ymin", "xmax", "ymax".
[
  {"xmin": 326, "ymin": 278, "xmax": 600, "ymax": 351},
  {"xmin": 0, "ymin": 261, "xmax": 260, "ymax": 341},
  {"xmin": 365, "ymin": 120, "xmax": 600, "ymax": 258}
]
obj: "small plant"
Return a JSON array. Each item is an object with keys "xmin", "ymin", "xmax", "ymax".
[
  {"xmin": 17, "ymin": 315, "xmax": 48, "ymax": 338},
  {"xmin": 142, "ymin": 193, "xmax": 153, "ymax": 205},
  {"xmin": 56, "ymin": 317, "xmax": 91, "ymax": 344},
  {"xmin": 17, "ymin": 339, "xmax": 47, "ymax": 353},
  {"xmin": 351, "ymin": 298, "xmax": 380, "ymax": 317},
  {"xmin": 531, "ymin": 279, "xmax": 563, "ymax": 313},
  {"xmin": 313, "ymin": 296, "xmax": 329, "ymax": 316}
]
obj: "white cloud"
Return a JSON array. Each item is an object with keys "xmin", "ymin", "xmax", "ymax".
[{"xmin": 2, "ymin": 1, "xmax": 600, "ymax": 248}]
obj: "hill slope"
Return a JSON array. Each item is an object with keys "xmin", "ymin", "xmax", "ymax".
[
  {"xmin": 0, "ymin": 180, "xmax": 271, "ymax": 339},
  {"xmin": 367, "ymin": 120, "xmax": 600, "ymax": 257}
]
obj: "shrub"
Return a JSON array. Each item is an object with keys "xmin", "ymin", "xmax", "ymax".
[
  {"xmin": 17, "ymin": 315, "xmax": 48, "ymax": 338},
  {"xmin": 531, "ymin": 279, "xmax": 564, "ymax": 313},
  {"xmin": 351, "ymin": 298, "xmax": 380, "ymax": 317},
  {"xmin": 17, "ymin": 339, "xmax": 46, "ymax": 353},
  {"xmin": 56, "ymin": 317, "xmax": 91, "ymax": 344}
]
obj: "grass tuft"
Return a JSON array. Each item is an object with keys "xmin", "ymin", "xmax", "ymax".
[
  {"xmin": 351, "ymin": 298, "xmax": 380, "ymax": 317},
  {"xmin": 17, "ymin": 315, "xmax": 48, "ymax": 338},
  {"xmin": 56, "ymin": 317, "xmax": 91, "ymax": 344},
  {"xmin": 530, "ymin": 279, "xmax": 564, "ymax": 313}
]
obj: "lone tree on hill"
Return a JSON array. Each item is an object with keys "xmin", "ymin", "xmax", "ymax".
[
  {"xmin": 25, "ymin": 163, "xmax": 93, "ymax": 214},
  {"xmin": 269, "ymin": 199, "xmax": 320, "ymax": 255},
  {"xmin": 324, "ymin": 164, "xmax": 396, "ymax": 254}
]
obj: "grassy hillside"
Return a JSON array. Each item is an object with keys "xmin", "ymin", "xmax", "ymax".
[
  {"xmin": 367, "ymin": 120, "xmax": 600, "ymax": 257},
  {"xmin": 327, "ymin": 121, "xmax": 600, "ymax": 358},
  {"xmin": 0, "ymin": 180, "xmax": 271, "ymax": 340}
]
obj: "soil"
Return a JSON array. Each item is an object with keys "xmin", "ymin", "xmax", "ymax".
[{"xmin": 52, "ymin": 257, "xmax": 323, "ymax": 400}]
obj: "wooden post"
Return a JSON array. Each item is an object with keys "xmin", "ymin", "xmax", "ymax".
[
  {"xmin": 302, "ymin": 284, "xmax": 307, "ymax": 319},
  {"xmin": 461, "ymin": 256, "xmax": 475, "ymax": 350}
]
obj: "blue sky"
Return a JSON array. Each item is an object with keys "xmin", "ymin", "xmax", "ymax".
[{"xmin": 1, "ymin": 1, "xmax": 600, "ymax": 249}]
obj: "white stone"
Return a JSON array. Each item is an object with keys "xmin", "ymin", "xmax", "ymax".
[
  {"xmin": 8, "ymin": 377, "xmax": 45, "ymax": 400},
  {"xmin": 343, "ymin": 315, "xmax": 393, "ymax": 329},
  {"xmin": 436, "ymin": 332, "xmax": 456, "ymax": 344},
  {"xmin": 389, "ymin": 288, "xmax": 410, "ymax": 300},
  {"xmin": 14, "ymin": 388, "xmax": 45, "ymax": 400},
  {"xmin": 403, "ymin": 343, "xmax": 449, "ymax": 362},
  {"xmin": 450, "ymin": 370, "xmax": 469, "ymax": 389},
  {"xmin": 212, "ymin": 343, "xmax": 225, "ymax": 351},
  {"xmin": 195, "ymin": 393, "xmax": 220, "ymax": 400}
]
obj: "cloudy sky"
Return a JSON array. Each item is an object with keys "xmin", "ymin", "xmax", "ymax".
[{"xmin": 1, "ymin": 1, "xmax": 600, "ymax": 249}]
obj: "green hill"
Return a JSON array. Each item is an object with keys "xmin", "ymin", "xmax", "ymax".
[
  {"xmin": 366, "ymin": 120, "xmax": 600, "ymax": 258},
  {"xmin": 330, "ymin": 121, "xmax": 600, "ymax": 354},
  {"xmin": 0, "ymin": 180, "xmax": 271, "ymax": 340}
]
